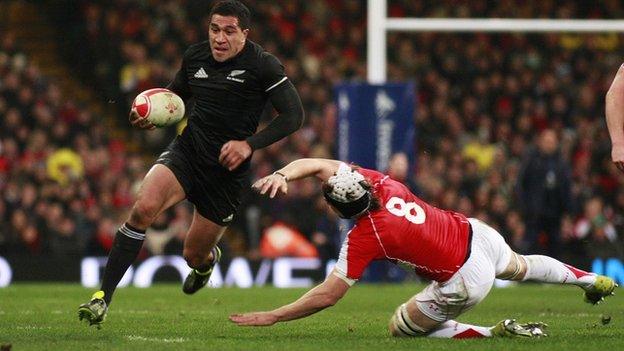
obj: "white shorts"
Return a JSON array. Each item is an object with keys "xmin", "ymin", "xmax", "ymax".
[{"xmin": 414, "ymin": 218, "xmax": 513, "ymax": 322}]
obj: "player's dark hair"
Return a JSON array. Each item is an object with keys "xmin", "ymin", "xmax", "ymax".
[{"xmin": 209, "ymin": 0, "xmax": 251, "ymax": 30}]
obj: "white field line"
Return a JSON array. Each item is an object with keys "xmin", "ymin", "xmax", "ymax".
[
  {"xmin": 16, "ymin": 326, "xmax": 52, "ymax": 330},
  {"xmin": 126, "ymin": 335, "xmax": 188, "ymax": 343}
]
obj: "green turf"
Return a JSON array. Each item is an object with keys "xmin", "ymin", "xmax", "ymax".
[{"xmin": 0, "ymin": 283, "xmax": 621, "ymax": 350}]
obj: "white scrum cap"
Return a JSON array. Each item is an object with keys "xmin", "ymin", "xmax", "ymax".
[
  {"xmin": 326, "ymin": 163, "xmax": 367, "ymax": 202},
  {"xmin": 323, "ymin": 163, "xmax": 371, "ymax": 218}
]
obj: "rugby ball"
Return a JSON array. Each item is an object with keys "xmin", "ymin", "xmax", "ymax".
[{"xmin": 131, "ymin": 88, "xmax": 185, "ymax": 127}]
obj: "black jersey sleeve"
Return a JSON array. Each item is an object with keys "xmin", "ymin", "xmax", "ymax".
[
  {"xmin": 166, "ymin": 50, "xmax": 192, "ymax": 102},
  {"xmin": 246, "ymin": 80, "xmax": 304, "ymax": 150},
  {"xmin": 259, "ymin": 52, "xmax": 288, "ymax": 93}
]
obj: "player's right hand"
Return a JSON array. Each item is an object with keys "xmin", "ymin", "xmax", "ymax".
[
  {"xmin": 229, "ymin": 312, "xmax": 278, "ymax": 326},
  {"xmin": 252, "ymin": 173, "xmax": 288, "ymax": 198},
  {"xmin": 612, "ymin": 143, "xmax": 624, "ymax": 173},
  {"xmin": 129, "ymin": 110, "xmax": 156, "ymax": 130}
]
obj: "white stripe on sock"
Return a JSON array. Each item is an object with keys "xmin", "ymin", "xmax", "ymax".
[{"xmin": 120, "ymin": 224, "xmax": 146, "ymax": 240}]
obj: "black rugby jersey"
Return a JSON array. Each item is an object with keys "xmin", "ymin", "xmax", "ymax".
[{"xmin": 167, "ymin": 39, "xmax": 288, "ymax": 155}]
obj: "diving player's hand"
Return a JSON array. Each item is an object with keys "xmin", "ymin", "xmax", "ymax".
[
  {"xmin": 219, "ymin": 140, "xmax": 252, "ymax": 171},
  {"xmin": 229, "ymin": 311, "xmax": 278, "ymax": 326},
  {"xmin": 252, "ymin": 173, "xmax": 288, "ymax": 198},
  {"xmin": 129, "ymin": 110, "xmax": 156, "ymax": 130}
]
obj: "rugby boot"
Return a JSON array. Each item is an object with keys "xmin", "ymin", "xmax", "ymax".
[
  {"xmin": 584, "ymin": 275, "xmax": 617, "ymax": 305},
  {"xmin": 491, "ymin": 319, "xmax": 548, "ymax": 338},
  {"xmin": 183, "ymin": 246, "xmax": 222, "ymax": 294},
  {"xmin": 78, "ymin": 291, "xmax": 108, "ymax": 329}
]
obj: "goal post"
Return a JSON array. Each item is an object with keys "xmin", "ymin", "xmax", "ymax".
[{"xmin": 367, "ymin": 0, "xmax": 624, "ymax": 83}]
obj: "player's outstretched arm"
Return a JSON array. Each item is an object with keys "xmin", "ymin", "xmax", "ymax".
[
  {"xmin": 252, "ymin": 158, "xmax": 341, "ymax": 198},
  {"xmin": 229, "ymin": 271, "xmax": 350, "ymax": 326},
  {"xmin": 606, "ymin": 63, "xmax": 624, "ymax": 173}
]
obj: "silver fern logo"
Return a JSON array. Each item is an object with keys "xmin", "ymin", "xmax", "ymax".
[{"xmin": 227, "ymin": 70, "xmax": 246, "ymax": 82}]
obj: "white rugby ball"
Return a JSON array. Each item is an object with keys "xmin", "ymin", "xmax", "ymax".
[{"xmin": 131, "ymin": 88, "xmax": 185, "ymax": 127}]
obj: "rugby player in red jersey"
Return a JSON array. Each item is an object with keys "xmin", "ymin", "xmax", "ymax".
[{"xmin": 230, "ymin": 158, "xmax": 617, "ymax": 338}]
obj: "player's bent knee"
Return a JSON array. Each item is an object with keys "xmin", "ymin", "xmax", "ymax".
[
  {"xmin": 497, "ymin": 252, "xmax": 527, "ymax": 281},
  {"xmin": 388, "ymin": 304, "xmax": 429, "ymax": 337},
  {"xmin": 129, "ymin": 200, "xmax": 161, "ymax": 227},
  {"xmin": 514, "ymin": 255, "xmax": 528, "ymax": 280}
]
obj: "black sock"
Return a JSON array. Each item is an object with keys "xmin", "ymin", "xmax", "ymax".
[
  {"xmin": 100, "ymin": 223, "xmax": 145, "ymax": 305},
  {"xmin": 194, "ymin": 247, "xmax": 219, "ymax": 274}
]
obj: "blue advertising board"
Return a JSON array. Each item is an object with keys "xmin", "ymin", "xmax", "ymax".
[{"xmin": 335, "ymin": 82, "xmax": 416, "ymax": 171}]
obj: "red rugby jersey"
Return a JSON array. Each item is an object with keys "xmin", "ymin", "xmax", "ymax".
[{"xmin": 333, "ymin": 167, "xmax": 471, "ymax": 284}]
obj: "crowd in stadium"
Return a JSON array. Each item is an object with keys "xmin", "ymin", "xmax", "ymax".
[
  {"xmin": 0, "ymin": 30, "xmax": 156, "ymax": 258},
  {"xmin": 1, "ymin": 0, "xmax": 623, "ymax": 271}
]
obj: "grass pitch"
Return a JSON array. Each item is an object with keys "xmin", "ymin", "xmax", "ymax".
[{"xmin": 0, "ymin": 283, "xmax": 622, "ymax": 350}]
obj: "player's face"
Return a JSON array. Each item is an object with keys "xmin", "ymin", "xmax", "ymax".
[
  {"xmin": 326, "ymin": 202, "xmax": 347, "ymax": 219},
  {"xmin": 209, "ymin": 14, "xmax": 249, "ymax": 62}
]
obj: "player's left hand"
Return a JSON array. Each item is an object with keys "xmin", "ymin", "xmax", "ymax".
[
  {"xmin": 219, "ymin": 140, "xmax": 252, "ymax": 171},
  {"xmin": 129, "ymin": 110, "xmax": 156, "ymax": 130},
  {"xmin": 252, "ymin": 173, "xmax": 288, "ymax": 198},
  {"xmin": 229, "ymin": 312, "xmax": 278, "ymax": 326}
]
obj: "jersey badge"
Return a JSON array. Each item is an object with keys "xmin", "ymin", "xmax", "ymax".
[
  {"xmin": 194, "ymin": 67, "xmax": 209, "ymax": 79},
  {"xmin": 226, "ymin": 70, "xmax": 246, "ymax": 83}
]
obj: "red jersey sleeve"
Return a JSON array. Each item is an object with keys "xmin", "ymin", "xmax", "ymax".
[{"xmin": 332, "ymin": 222, "xmax": 381, "ymax": 285}]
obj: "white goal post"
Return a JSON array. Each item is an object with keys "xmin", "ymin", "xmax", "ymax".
[{"xmin": 368, "ymin": 0, "xmax": 624, "ymax": 83}]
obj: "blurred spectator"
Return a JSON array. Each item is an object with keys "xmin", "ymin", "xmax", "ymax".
[
  {"xmin": 516, "ymin": 129, "xmax": 573, "ymax": 257},
  {"xmin": 9, "ymin": 209, "xmax": 42, "ymax": 255},
  {"xmin": 92, "ymin": 216, "xmax": 117, "ymax": 255},
  {"xmin": 145, "ymin": 212, "xmax": 176, "ymax": 256},
  {"xmin": 311, "ymin": 196, "xmax": 340, "ymax": 261},
  {"xmin": 163, "ymin": 202, "xmax": 194, "ymax": 254},
  {"xmin": 386, "ymin": 152, "xmax": 419, "ymax": 195},
  {"xmin": 574, "ymin": 197, "xmax": 623, "ymax": 260},
  {"xmin": 46, "ymin": 148, "xmax": 84, "ymax": 186},
  {"xmin": 119, "ymin": 42, "xmax": 151, "ymax": 96},
  {"xmin": 462, "ymin": 123, "xmax": 499, "ymax": 173},
  {"xmin": 48, "ymin": 216, "xmax": 82, "ymax": 257}
]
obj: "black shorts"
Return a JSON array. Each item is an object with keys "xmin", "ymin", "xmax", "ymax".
[{"xmin": 155, "ymin": 135, "xmax": 247, "ymax": 226}]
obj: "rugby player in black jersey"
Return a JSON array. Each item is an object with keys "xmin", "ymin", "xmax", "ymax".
[{"xmin": 78, "ymin": 0, "xmax": 304, "ymax": 327}]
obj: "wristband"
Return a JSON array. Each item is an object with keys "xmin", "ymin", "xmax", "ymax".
[{"xmin": 273, "ymin": 171, "xmax": 288, "ymax": 182}]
